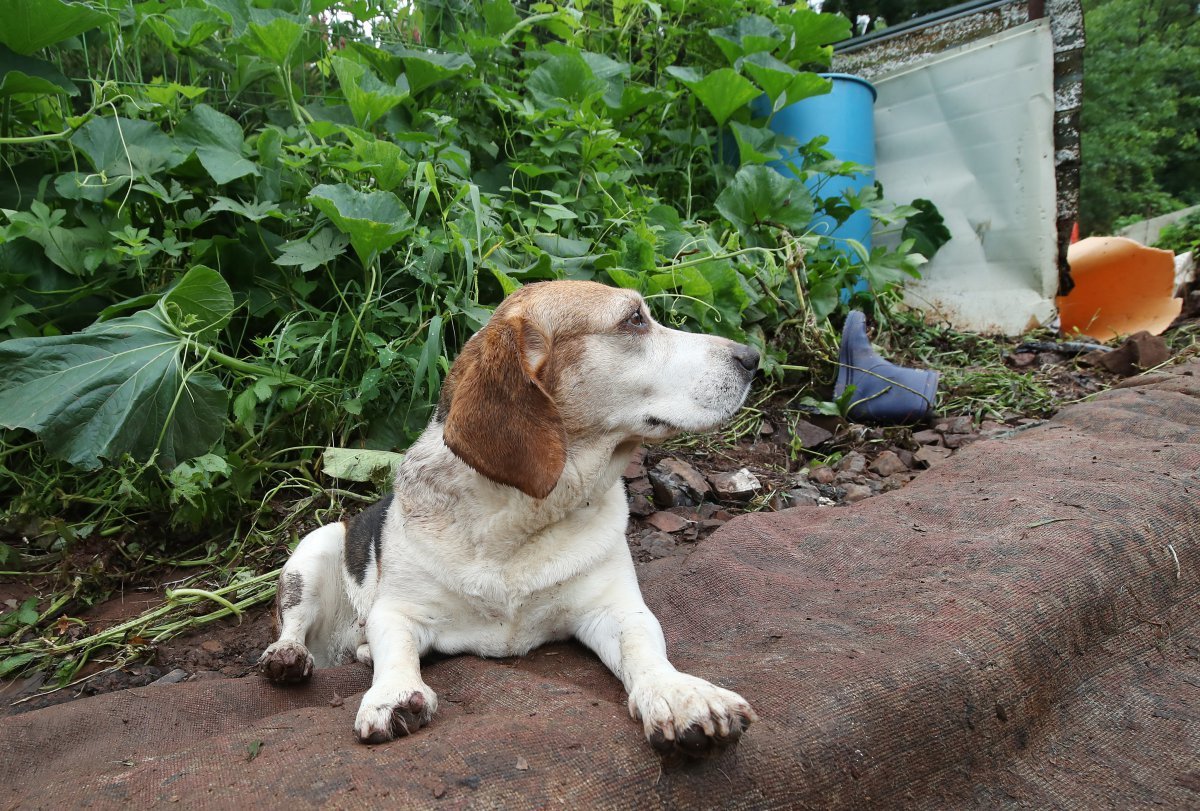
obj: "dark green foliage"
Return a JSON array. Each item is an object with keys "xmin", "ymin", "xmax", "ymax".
[
  {"xmin": 0, "ymin": 0, "xmax": 937, "ymax": 548},
  {"xmin": 1080, "ymin": 0, "xmax": 1200, "ymax": 233}
]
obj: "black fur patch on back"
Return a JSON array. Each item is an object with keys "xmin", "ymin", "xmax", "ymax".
[{"xmin": 344, "ymin": 493, "xmax": 394, "ymax": 585}]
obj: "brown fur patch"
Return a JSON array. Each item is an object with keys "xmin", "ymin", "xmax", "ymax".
[{"xmin": 441, "ymin": 281, "xmax": 641, "ymax": 498}]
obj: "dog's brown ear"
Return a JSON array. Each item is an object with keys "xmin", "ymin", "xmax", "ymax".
[{"xmin": 441, "ymin": 317, "xmax": 566, "ymax": 499}]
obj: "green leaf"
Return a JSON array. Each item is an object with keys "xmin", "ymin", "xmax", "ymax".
[
  {"xmin": 708, "ymin": 15, "xmax": 784, "ymax": 65},
  {"xmin": 0, "ymin": 653, "xmax": 36, "ymax": 678},
  {"xmin": 0, "ymin": 43, "xmax": 77, "ymax": 97},
  {"xmin": 742, "ymin": 53, "xmax": 830, "ymax": 108},
  {"xmin": 308, "ymin": 183, "xmax": 414, "ymax": 265},
  {"xmin": 716, "ymin": 164, "xmax": 815, "ymax": 235},
  {"xmin": 332, "ymin": 56, "xmax": 410, "ymax": 129},
  {"xmin": 0, "ymin": 0, "xmax": 110, "ymax": 55},
  {"xmin": 70, "ymin": 116, "xmax": 186, "ymax": 181},
  {"xmin": 776, "ymin": 7, "xmax": 851, "ymax": 66},
  {"xmin": 729, "ymin": 121, "xmax": 779, "ymax": 165},
  {"xmin": 208, "ymin": 196, "xmax": 282, "ymax": 222},
  {"xmin": 528, "ymin": 51, "xmax": 607, "ymax": 110},
  {"xmin": 161, "ymin": 265, "xmax": 234, "ymax": 343},
  {"xmin": 175, "ymin": 104, "xmax": 260, "ymax": 185},
  {"xmin": 321, "ymin": 447, "xmax": 405, "ymax": 482},
  {"xmin": 667, "ymin": 66, "xmax": 759, "ymax": 128},
  {"xmin": 273, "ymin": 228, "xmax": 349, "ymax": 272},
  {"xmin": 0, "ymin": 278, "xmax": 232, "ymax": 470},
  {"xmin": 242, "ymin": 16, "xmax": 304, "ymax": 66},
  {"xmin": 385, "ymin": 45, "xmax": 474, "ymax": 96}
]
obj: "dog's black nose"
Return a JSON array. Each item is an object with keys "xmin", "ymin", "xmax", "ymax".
[{"xmin": 733, "ymin": 344, "xmax": 760, "ymax": 374}]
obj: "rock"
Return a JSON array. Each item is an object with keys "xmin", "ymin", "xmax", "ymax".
[
  {"xmin": 836, "ymin": 452, "xmax": 867, "ymax": 475},
  {"xmin": 699, "ymin": 519, "xmax": 727, "ymax": 534},
  {"xmin": 628, "ymin": 493, "xmax": 655, "ymax": 518},
  {"xmin": 869, "ymin": 450, "xmax": 908, "ymax": 477},
  {"xmin": 942, "ymin": 432, "xmax": 979, "ymax": 450},
  {"xmin": 790, "ymin": 418, "xmax": 833, "ymax": 449},
  {"xmin": 639, "ymin": 531, "xmax": 677, "ymax": 559},
  {"xmin": 645, "ymin": 511, "xmax": 691, "ymax": 533},
  {"xmin": 622, "ymin": 448, "xmax": 647, "ymax": 480},
  {"xmin": 1094, "ymin": 331, "xmax": 1170, "ymax": 377},
  {"xmin": 912, "ymin": 429, "xmax": 943, "ymax": 446},
  {"xmin": 773, "ymin": 483, "xmax": 821, "ymax": 510},
  {"xmin": 809, "ymin": 466, "xmax": 837, "ymax": 485},
  {"xmin": 1007, "ymin": 351, "xmax": 1037, "ymax": 368},
  {"xmin": 758, "ymin": 419, "xmax": 775, "ymax": 437},
  {"xmin": 895, "ymin": 449, "xmax": 915, "ymax": 469},
  {"xmin": 627, "ymin": 476, "xmax": 652, "ymax": 496},
  {"xmin": 934, "ymin": 415, "xmax": 974, "ymax": 435},
  {"xmin": 843, "ymin": 483, "xmax": 873, "ymax": 503},
  {"xmin": 200, "ymin": 639, "xmax": 223, "ymax": 654},
  {"xmin": 913, "ymin": 445, "xmax": 953, "ymax": 468},
  {"xmin": 648, "ymin": 459, "xmax": 709, "ymax": 507},
  {"xmin": 189, "ymin": 670, "xmax": 226, "ymax": 681},
  {"xmin": 707, "ymin": 468, "xmax": 762, "ymax": 502}
]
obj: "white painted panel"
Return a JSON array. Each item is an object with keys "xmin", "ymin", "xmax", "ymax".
[{"xmin": 873, "ymin": 20, "xmax": 1058, "ymax": 335}]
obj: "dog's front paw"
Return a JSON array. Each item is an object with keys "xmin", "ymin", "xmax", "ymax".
[
  {"xmin": 258, "ymin": 640, "xmax": 314, "ymax": 683},
  {"xmin": 629, "ymin": 673, "xmax": 757, "ymax": 758},
  {"xmin": 354, "ymin": 683, "xmax": 438, "ymax": 744}
]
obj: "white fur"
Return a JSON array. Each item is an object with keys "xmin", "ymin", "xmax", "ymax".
[{"xmin": 259, "ymin": 283, "xmax": 759, "ymax": 753}]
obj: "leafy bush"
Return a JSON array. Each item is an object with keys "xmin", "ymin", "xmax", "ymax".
[
  {"xmin": 1153, "ymin": 209, "xmax": 1200, "ymax": 255},
  {"xmin": 0, "ymin": 0, "xmax": 939, "ymax": 548}
]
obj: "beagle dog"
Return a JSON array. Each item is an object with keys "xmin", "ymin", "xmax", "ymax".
[{"xmin": 259, "ymin": 280, "xmax": 759, "ymax": 756}]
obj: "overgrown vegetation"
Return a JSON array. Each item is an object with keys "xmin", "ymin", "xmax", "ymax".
[{"xmin": 0, "ymin": 0, "xmax": 947, "ymax": 682}]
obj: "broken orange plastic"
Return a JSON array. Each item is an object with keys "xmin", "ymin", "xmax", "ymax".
[{"xmin": 1058, "ymin": 236, "xmax": 1182, "ymax": 342}]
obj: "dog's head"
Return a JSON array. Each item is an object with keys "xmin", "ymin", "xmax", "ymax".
[{"xmin": 438, "ymin": 280, "xmax": 759, "ymax": 499}]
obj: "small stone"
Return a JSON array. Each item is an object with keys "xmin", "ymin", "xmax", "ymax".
[
  {"xmin": 627, "ymin": 476, "xmax": 652, "ymax": 496},
  {"xmin": 628, "ymin": 493, "xmax": 655, "ymax": 518},
  {"xmin": 774, "ymin": 483, "xmax": 821, "ymax": 509},
  {"xmin": 699, "ymin": 519, "xmax": 726, "ymax": 534},
  {"xmin": 515, "ymin": 756, "xmax": 529, "ymax": 771},
  {"xmin": 709, "ymin": 509, "xmax": 734, "ymax": 522},
  {"xmin": 758, "ymin": 419, "xmax": 775, "ymax": 437},
  {"xmin": 843, "ymin": 484, "xmax": 873, "ymax": 503},
  {"xmin": 623, "ymin": 447, "xmax": 647, "ymax": 479},
  {"xmin": 810, "ymin": 466, "xmax": 837, "ymax": 485},
  {"xmin": 979, "ymin": 420, "xmax": 1008, "ymax": 438},
  {"xmin": 329, "ymin": 693, "xmax": 345, "ymax": 707},
  {"xmin": 150, "ymin": 668, "xmax": 189, "ymax": 687},
  {"xmin": 1007, "ymin": 351, "xmax": 1037, "ymax": 368},
  {"xmin": 640, "ymin": 532, "xmax": 678, "ymax": 559},
  {"xmin": 645, "ymin": 511, "xmax": 691, "ymax": 533},
  {"xmin": 942, "ymin": 432, "xmax": 979, "ymax": 450},
  {"xmin": 648, "ymin": 459, "xmax": 710, "ymax": 507},
  {"xmin": 189, "ymin": 670, "xmax": 226, "ymax": 681},
  {"xmin": 836, "ymin": 452, "xmax": 867, "ymax": 475},
  {"xmin": 895, "ymin": 449, "xmax": 915, "ymax": 469},
  {"xmin": 913, "ymin": 446, "xmax": 953, "ymax": 468},
  {"xmin": 868, "ymin": 451, "xmax": 907, "ymax": 477},
  {"xmin": 790, "ymin": 418, "xmax": 833, "ymax": 449},
  {"xmin": 200, "ymin": 639, "xmax": 223, "ymax": 654},
  {"xmin": 934, "ymin": 416, "xmax": 974, "ymax": 435},
  {"xmin": 707, "ymin": 468, "xmax": 762, "ymax": 502},
  {"xmin": 912, "ymin": 429, "xmax": 943, "ymax": 446}
]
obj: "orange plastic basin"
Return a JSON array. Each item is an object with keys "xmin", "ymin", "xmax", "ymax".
[{"xmin": 1058, "ymin": 236, "xmax": 1181, "ymax": 342}]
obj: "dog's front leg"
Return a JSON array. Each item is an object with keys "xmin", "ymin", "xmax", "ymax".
[
  {"xmin": 575, "ymin": 596, "xmax": 757, "ymax": 757},
  {"xmin": 353, "ymin": 599, "xmax": 438, "ymax": 744}
]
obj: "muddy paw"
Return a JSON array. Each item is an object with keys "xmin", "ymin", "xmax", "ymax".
[
  {"xmin": 354, "ymin": 684, "xmax": 437, "ymax": 744},
  {"xmin": 258, "ymin": 640, "xmax": 314, "ymax": 683},
  {"xmin": 629, "ymin": 673, "xmax": 757, "ymax": 758}
]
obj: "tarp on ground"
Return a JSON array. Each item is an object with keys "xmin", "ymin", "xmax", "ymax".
[{"xmin": 2, "ymin": 362, "xmax": 1198, "ymax": 809}]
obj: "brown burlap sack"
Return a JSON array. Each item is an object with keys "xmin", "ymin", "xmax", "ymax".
[{"xmin": 2, "ymin": 362, "xmax": 1197, "ymax": 810}]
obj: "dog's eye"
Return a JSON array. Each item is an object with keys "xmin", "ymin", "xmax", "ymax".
[{"xmin": 624, "ymin": 308, "xmax": 647, "ymax": 330}]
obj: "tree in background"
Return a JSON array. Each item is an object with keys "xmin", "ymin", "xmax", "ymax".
[{"xmin": 1080, "ymin": 0, "xmax": 1200, "ymax": 233}]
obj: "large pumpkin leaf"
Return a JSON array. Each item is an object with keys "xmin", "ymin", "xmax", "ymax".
[
  {"xmin": 175, "ymin": 104, "xmax": 260, "ymax": 185},
  {"xmin": 0, "ymin": 0, "xmax": 110, "ymax": 55},
  {"xmin": 70, "ymin": 116, "xmax": 187, "ymax": 181},
  {"xmin": 384, "ymin": 45, "xmax": 475, "ymax": 96},
  {"xmin": 716, "ymin": 164, "xmax": 814, "ymax": 235},
  {"xmin": 707, "ymin": 15, "xmax": 784, "ymax": 65},
  {"xmin": 666, "ymin": 66, "xmax": 759, "ymax": 128},
  {"xmin": 308, "ymin": 183, "xmax": 414, "ymax": 265},
  {"xmin": 0, "ymin": 266, "xmax": 235, "ymax": 469},
  {"xmin": 0, "ymin": 44, "xmax": 77, "ymax": 97},
  {"xmin": 331, "ymin": 55, "xmax": 410, "ymax": 129}
]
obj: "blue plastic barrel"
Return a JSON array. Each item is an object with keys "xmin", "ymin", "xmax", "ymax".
[{"xmin": 764, "ymin": 73, "xmax": 877, "ymax": 256}]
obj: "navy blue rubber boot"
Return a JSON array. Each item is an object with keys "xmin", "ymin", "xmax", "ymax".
[{"xmin": 834, "ymin": 311, "xmax": 938, "ymax": 424}]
